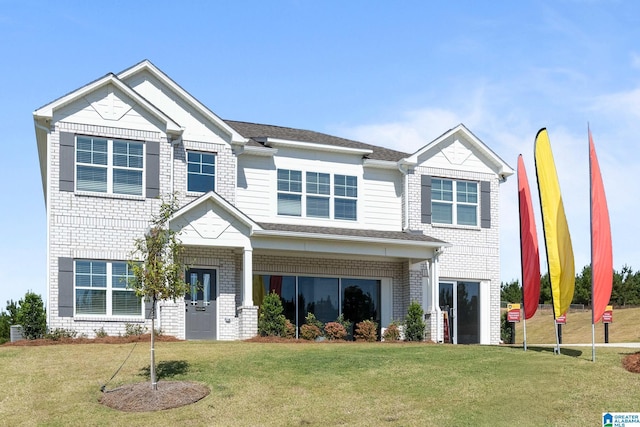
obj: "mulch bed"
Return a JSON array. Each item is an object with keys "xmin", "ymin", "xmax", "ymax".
[
  {"xmin": 100, "ymin": 380, "xmax": 210, "ymax": 412},
  {"xmin": 2, "ymin": 334, "xmax": 181, "ymax": 346}
]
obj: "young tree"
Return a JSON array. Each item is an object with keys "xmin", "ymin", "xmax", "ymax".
[
  {"xmin": 129, "ymin": 195, "xmax": 188, "ymax": 391},
  {"xmin": 17, "ymin": 292, "xmax": 46, "ymax": 340},
  {"xmin": 404, "ymin": 301, "xmax": 425, "ymax": 341},
  {"xmin": 258, "ymin": 292, "xmax": 286, "ymax": 337}
]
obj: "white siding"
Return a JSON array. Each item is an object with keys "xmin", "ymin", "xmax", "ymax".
[
  {"xmin": 361, "ymin": 167, "xmax": 403, "ymax": 230},
  {"xmin": 54, "ymin": 84, "xmax": 165, "ymax": 133},
  {"xmin": 123, "ymin": 70, "xmax": 232, "ymax": 144}
]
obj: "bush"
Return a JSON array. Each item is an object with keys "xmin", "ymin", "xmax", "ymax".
[
  {"xmin": 284, "ymin": 319, "xmax": 296, "ymax": 339},
  {"xmin": 46, "ymin": 328, "xmax": 77, "ymax": 341},
  {"xmin": 304, "ymin": 312, "xmax": 324, "ymax": 332},
  {"xmin": 354, "ymin": 319, "xmax": 378, "ymax": 342},
  {"xmin": 258, "ymin": 292, "xmax": 287, "ymax": 337},
  {"xmin": 404, "ymin": 301, "xmax": 425, "ymax": 341},
  {"xmin": 382, "ymin": 322, "xmax": 401, "ymax": 342},
  {"xmin": 324, "ymin": 322, "xmax": 347, "ymax": 340},
  {"xmin": 94, "ymin": 327, "xmax": 108, "ymax": 338},
  {"xmin": 16, "ymin": 292, "xmax": 47, "ymax": 340},
  {"xmin": 501, "ymin": 311, "xmax": 515, "ymax": 344},
  {"xmin": 300, "ymin": 324, "xmax": 322, "ymax": 340},
  {"xmin": 336, "ymin": 314, "xmax": 352, "ymax": 336},
  {"xmin": 124, "ymin": 323, "xmax": 147, "ymax": 337}
]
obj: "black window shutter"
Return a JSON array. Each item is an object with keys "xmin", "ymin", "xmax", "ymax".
[
  {"xmin": 59, "ymin": 132, "xmax": 75, "ymax": 192},
  {"xmin": 421, "ymin": 175, "xmax": 432, "ymax": 224},
  {"xmin": 58, "ymin": 257, "xmax": 74, "ymax": 317},
  {"xmin": 480, "ymin": 180, "xmax": 491, "ymax": 228},
  {"xmin": 146, "ymin": 141, "xmax": 160, "ymax": 198}
]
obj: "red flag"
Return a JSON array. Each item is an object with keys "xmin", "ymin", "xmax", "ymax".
[
  {"xmin": 590, "ymin": 128, "xmax": 613, "ymax": 324},
  {"xmin": 518, "ymin": 155, "xmax": 541, "ymax": 319}
]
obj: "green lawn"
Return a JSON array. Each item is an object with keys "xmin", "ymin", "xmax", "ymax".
[{"xmin": 0, "ymin": 341, "xmax": 637, "ymax": 426}]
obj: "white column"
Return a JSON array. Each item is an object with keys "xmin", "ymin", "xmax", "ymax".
[
  {"xmin": 432, "ymin": 251, "xmax": 443, "ymax": 342},
  {"xmin": 242, "ymin": 249, "xmax": 253, "ymax": 306}
]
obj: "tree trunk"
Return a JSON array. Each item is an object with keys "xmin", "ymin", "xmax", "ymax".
[{"xmin": 150, "ymin": 298, "xmax": 157, "ymax": 391}]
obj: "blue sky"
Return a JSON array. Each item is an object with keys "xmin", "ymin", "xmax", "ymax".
[{"xmin": 1, "ymin": 1, "xmax": 639, "ymax": 309}]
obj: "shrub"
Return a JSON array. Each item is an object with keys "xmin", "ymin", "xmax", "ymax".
[
  {"xmin": 284, "ymin": 319, "xmax": 296, "ymax": 339},
  {"xmin": 94, "ymin": 327, "xmax": 108, "ymax": 338},
  {"xmin": 16, "ymin": 292, "xmax": 47, "ymax": 340},
  {"xmin": 354, "ymin": 319, "xmax": 378, "ymax": 342},
  {"xmin": 324, "ymin": 322, "xmax": 347, "ymax": 340},
  {"xmin": 258, "ymin": 292, "xmax": 287, "ymax": 337},
  {"xmin": 501, "ymin": 311, "xmax": 515, "ymax": 344},
  {"xmin": 300, "ymin": 324, "xmax": 322, "ymax": 340},
  {"xmin": 382, "ymin": 322, "xmax": 401, "ymax": 342},
  {"xmin": 46, "ymin": 328, "xmax": 77, "ymax": 341},
  {"xmin": 304, "ymin": 312, "xmax": 324, "ymax": 332},
  {"xmin": 404, "ymin": 301, "xmax": 425, "ymax": 341},
  {"xmin": 124, "ymin": 323, "xmax": 147, "ymax": 337},
  {"xmin": 336, "ymin": 314, "xmax": 352, "ymax": 336}
]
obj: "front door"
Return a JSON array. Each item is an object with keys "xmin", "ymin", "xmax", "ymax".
[
  {"xmin": 439, "ymin": 281, "xmax": 480, "ymax": 344},
  {"xmin": 185, "ymin": 268, "xmax": 217, "ymax": 340}
]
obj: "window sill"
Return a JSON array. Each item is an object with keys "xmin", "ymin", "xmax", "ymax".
[
  {"xmin": 74, "ymin": 191, "xmax": 146, "ymax": 202},
  {"xmin": 74, "ymin": 316, "xmax": 146, "ymax": 323},
  {"xmin": 431, "ymin": 222, "xmax": 481, "ymax": 231}
]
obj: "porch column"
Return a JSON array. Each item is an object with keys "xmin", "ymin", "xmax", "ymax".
[
  {"xmin": 431, "ymin": 250, "xmax": 442, "ymax": 342},
  {"xmin": 242, "ymin": 249, "xmax": 253, "ymax": 306}
]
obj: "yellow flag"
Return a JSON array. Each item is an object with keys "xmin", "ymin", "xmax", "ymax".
[{"xmin": 534, "ymin": 129, "xmax": 575, "ymax": 319}]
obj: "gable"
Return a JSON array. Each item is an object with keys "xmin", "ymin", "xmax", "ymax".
[
  {"xmin": 171, "ymin": 198, "xmax": 253, "ymax": 248},
  {"xmin": 53, "ymin": 83, "xmax": 166, "ymax": 133},
  {"xmin": 407, "ymin": 124, "xmax": 514, "ymax": 179},
  {"xmin": 419, "ymin": 134, "xmax": 496, "ymax": 175},
  {"xmin": 118, "ymin": 62, "xmax": 245, "ymax": 146}
]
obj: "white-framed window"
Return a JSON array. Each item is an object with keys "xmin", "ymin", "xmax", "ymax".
[
  {"xmin": 277, "ymin": 169, "xmax": 357, "ymax": 220},
  {"xmin": 277, "ymin": 169, "xmax": 303, "ymax": 216},
  {"xmin": 187, "ymin": 151, "xmax": 216, "ymax": 193},
  {"xmin": 334, "ymin": 174, "xmax": 357, "ymax": 221},
  {"xmin": 306, "ymin": 172, "xmax": 330, "ymax": 218},
  {"xmin": 76, "ymin": 136, "xmax": 144, "ymax": 196},
  {"xmin": 75, "ymin": 260, "xmax": 142, "ymax": 317},
  {"xmin": 432, "ymin": 178, "xmax": 478, "ymax": 226}
]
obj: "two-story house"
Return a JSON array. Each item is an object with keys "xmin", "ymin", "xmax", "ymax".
[{"xmin": 34, "ymin": 60, "xmax": 513, "ymax": 344}]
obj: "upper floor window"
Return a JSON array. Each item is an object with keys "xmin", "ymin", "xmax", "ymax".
[
  {"xmin": 277, "ymin": 169, "xmax": 302, "ymax": 216},
  {"xmin": 277, "ymin": 169, "xmax": 357, "ymax": 220},
  {"xmin": 334, "ymin": 174, "xmax": 357, "ymax": 221},
  {"xmin": 306, "ymin": 172, "xmax": 330, "ymax": 218},
  {"xmin": 187, "ymin": 151, "xmax": 216, "ymax": 193},
  {"xmin": 431, "ymin": 178, "xmax": 478, "ymax": 226},
  {"xmin": 75, "ymin": 260, "xmax": 142, "ymax": 317},
  {"xmin": 76, "ymin": 136, "xmax": 144, "ymax": 196}
]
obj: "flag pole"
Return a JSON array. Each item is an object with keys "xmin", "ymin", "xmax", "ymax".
[{"xmin": 590, "ymin": 124, "xmax": 596, "ymax": 362}]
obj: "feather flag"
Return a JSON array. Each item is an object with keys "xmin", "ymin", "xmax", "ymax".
[
  {"xmin": 534, "ymin": 128, "xmax": 575, "ymax": 320},
  {"xmin": 517, "ymin": 155, "xmax": 541, "ymax": 319},
  {"xmin": 589, "ymin": 128, "xmax": 613, "ymax": 324}
]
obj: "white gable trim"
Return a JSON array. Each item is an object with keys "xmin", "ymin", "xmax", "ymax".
[
  {"xmin": 117, "ymin": 60, "xmax": 247, "ymax": 146},
  {"xmin": 170, "ymin": 191, "xmax": 262, "ymax": 234},
  {"xmin": 405, "ymin": 124, "xmax": 514, "ymax": 178},
  {"xmin": 33, "ymin": 73, "xmax": 183, "ymax": 137}
]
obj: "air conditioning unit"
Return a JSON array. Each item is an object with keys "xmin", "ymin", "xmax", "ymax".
[{"xmin": 10, "ymin": 325, "xmax": 23, "ymax": 342}]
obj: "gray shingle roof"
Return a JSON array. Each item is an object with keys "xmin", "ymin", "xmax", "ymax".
[
  {"xmin": 225, "ymin": 120, "xmax": 409, "ymax": 162},
  {"xmin": 256, "ymin": 223, "xmax": 447, "ymax": 245}
]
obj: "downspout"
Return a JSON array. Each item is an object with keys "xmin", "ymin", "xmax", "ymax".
[
  {"xmin": 35, "ymin": 120, "xmax": 51, "ymax": 327},
  {"xmin": 432, "ymin": 247, "xmax": 443, "ymax": 342}
]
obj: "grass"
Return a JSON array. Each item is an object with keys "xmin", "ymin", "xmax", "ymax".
[
  {"xmin": 511, "ymin": 306, "xmax": 640, "ymax": 344},
  {"xmin": 1, "ymin": 339, "xmax": 639, "ymax": 426}
]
